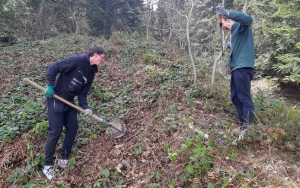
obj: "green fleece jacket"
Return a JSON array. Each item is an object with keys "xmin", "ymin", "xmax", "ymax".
[{"xmin": 228, "ymin": 12, "xmax": 255, "ymax": 71}]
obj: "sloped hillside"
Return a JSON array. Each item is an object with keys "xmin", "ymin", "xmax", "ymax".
[{"xmin": 1, "ymin": 34, "xmax": 300, "ymax": 187}]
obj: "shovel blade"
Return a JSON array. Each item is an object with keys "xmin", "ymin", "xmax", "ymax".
[{"xmin": 105, "ymin": 118, "xmax": 126, "ymax": 138}]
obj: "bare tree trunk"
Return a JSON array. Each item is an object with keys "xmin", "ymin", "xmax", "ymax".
[
  {"xmin": 70, "ymin": 2, "xmax": 80, "ymax": 35},
  {"xmin": 186, "ymin": 1, "xmax": 196, "ymax": 84},
  {"xmin": 66, "ymin": 0, "xmax": 88, "ymax": 35},
  {"xmin": 211, "ymin": 0, "xmax": 225, "ymax": 86},
  {"xmin": 35, "ymin": 0, "xmax": 48, "ymax": 41},
  {"xmin": 9, "ymin": 34, "xmax": 12, "ymax": 46},
  {"xmin": 75, "ymin": 19, "xmax": 79, "ymax": 35},
  {"xmin": 243, "ymin": 0, "xmax": 248, "ymax": 13},
  {"xmin": 179, "ymin": 39, "xmax": 186, "ymax": 50},
  {"xmin": 104, "ymin": 0, "xmax": 108, "ymax": 36},
  {"xmin": 146, "ymin": 25, "xmax": 149, "ymax": 39},
  {"xmin": 145, "ymin": 5, "xmax": 149, "ymax": 39},
  {"xmin": 177, "ymin": 0, "xmax": 196, "ymax": 83},
  {"xmin": 145, "ymin": 0, "xmax": 152, "ymax": 40},
  {"xmin": 167, "ymin": 29, "xmax": 172, "ymax": 43}
]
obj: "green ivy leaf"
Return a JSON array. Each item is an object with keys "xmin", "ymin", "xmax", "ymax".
[
  {"xmin": 102, "ymin": 168, "xmax": 110, "ymax": 178},
  {"xmin": 198, "ymin": 131, "xmax": 205, "ymax": 138},
  {"xmin": 207, "ymin": 182, "xmax": 214, "ymax": 188},
  {"xmin": 185, "ymin": 165, "xmax": 194, "ymax": 174},
  {"xmin": 231, "ymin": 153, "xmax": 237, "ymax": 159},
  {"xmin": 190, "ymin": 157, "xmax": 198, "ymax": 161},
  {"xmin": 81, "ymin": 138, "xmax": 89, "ymax": 145},
  {"xmin": 5, "ymin": 136, "xmax": 12, "ymax": 143},
  {"xmin": 135, "ymin": 146, "xmax": 143, "ymax": 156}
]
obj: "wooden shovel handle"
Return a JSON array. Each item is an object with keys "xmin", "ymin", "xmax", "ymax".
[
  {"xmin": 23, "ymin": 78, "xmax": 105, "ymax": 123},
  {"xmin": 218, "ymin": 3, "xmax": 223, "ymax": 26},
  {"xmin": 219, "ymin": 15, "xmax": 222, "ymax": 24}
]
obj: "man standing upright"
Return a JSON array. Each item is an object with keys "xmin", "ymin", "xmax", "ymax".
[{"xmin": 216, "ymin": 6, "xmax": 255, "ymax": 140}]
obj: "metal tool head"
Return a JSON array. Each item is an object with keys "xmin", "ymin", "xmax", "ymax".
[{"xmin": 105, "ymin": 118, "xmax": 126, "ymax": 138}]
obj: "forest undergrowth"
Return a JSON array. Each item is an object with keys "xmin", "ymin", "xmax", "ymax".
[{"xmin": 0, "ymin": 33, "xmax": 300, "ymax": 188}]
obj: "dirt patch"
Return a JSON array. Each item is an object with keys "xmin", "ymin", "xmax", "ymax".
[
  {"xmin": 1, "ymin": 37, "xmax": 300, "ymax": 187},
  {"xmin": 252, "ymin": 78, "xmax": 275, "ymax": 95},
  {"xmin": 252, "ymin": 78, "xmax": 300, "ymax": 107},
  {"xmin": 276, "ymin": 82, "xmax": 300, "ymax": 106},
  {"xmin": 0, "ymin": 135, "xmax": 30, "ymax": 186}
]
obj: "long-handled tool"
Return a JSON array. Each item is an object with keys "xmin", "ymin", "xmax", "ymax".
[
  {"xmin": 218, "ymin": 3, "xmax": 224, "ymax": 56},
  {"xmin": 23, "ymin": 78, "xmax": 126, "ymax": 138}
]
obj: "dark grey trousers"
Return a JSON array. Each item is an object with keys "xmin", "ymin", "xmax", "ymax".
[
  {"xmin": 44, "ymin": 97, "xmax": 78, "ymax": 166},
  {"xmin": 230, "ymin": 68, "xmax": 255, "ymax": 129}
]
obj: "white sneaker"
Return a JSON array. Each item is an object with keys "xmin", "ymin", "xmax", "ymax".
[
  {"xmin": 238, "ymin": 129, "xmax": 247, "ymax": 141},
  {"xmin": 232, "ymin": 129, "xmax": 247, "ymax": 145},
  {"xmin": 58, "ymin": 159, "xmax": 68, "ymax": 168},
  {"xmin": 43, "ymin": 165, "xmax": 54, "ymax": 181}
]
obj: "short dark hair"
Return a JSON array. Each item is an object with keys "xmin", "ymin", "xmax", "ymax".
[{"xmin": 88, "ymin": 44, "xmax": 107, "ymax": 57}]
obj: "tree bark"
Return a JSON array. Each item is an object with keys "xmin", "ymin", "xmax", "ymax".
[
  {"xmin": 35, "ymin": 0, "xmax": 48, "ymax": 41},
  {"xmin": 177, "ymin": 0, "xmax": 196, "ymax": 83}
]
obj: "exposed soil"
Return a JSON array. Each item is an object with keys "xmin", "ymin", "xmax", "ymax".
[
  {"xmin": 1, "ymin": 76, "xmax": 300, "ymax": 187},
  {"xmin": 252, "ymin": 78, "xmax": 300, "ymax": 107},
  {"xmin": 1, "ymin": 38, "xmax": 300, "ymax": 187}
]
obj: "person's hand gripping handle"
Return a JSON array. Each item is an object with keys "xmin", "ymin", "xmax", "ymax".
[{"xmin": 216, "ymin": 4, "xmax": 229, "ymax": 17}]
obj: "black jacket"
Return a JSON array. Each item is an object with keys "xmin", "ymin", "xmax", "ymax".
[{"xmin": 46, "ymin": 54, "xmax": 98, "ymax": 109}]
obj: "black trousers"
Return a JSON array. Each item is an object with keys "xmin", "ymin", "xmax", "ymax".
[
  {"xmin": 44, "ymin": 97, "xmax": 78, "ymax": 166},
  {"xmin": 230, "ymin": 68, "xmax": 254, "ymax": 129}
]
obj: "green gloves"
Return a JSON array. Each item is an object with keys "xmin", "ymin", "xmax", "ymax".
[{"xmin": 45, "ymin": 86, "xmax": 54, "ymax": 97}]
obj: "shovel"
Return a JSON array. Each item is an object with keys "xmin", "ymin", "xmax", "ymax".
[
  {"xmin": 23, "ymin": 78, "xmax": 126, "ymax": 138},
  {"xmin": 218, "ymin": 3, "xmax": 224, "ymax": 56}
]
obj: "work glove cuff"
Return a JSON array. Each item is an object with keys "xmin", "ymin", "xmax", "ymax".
[
  {"xmin": 84, "ymin": 109, "xmax": 92, "ymax": 116},
  {"xmin": 45, "ymin": 86, "xmax": 54, "ymax": 97}
]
